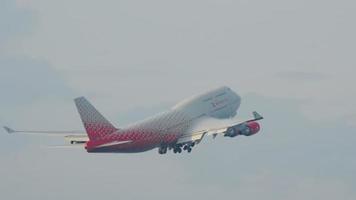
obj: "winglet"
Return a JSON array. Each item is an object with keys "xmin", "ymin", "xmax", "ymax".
[
  {"xmin": 3, "ymin": 126, "xmax": 15, "ymax": 134},
  {"xmin": 253, "ymin": 111, "xmax": 264, "ymax": 120}
]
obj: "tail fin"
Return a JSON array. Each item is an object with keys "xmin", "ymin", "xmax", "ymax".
[{"xmin": 74, "ymin": 97, "xmax": 117, "ymax": 140}]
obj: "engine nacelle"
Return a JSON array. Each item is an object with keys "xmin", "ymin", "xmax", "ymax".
[
  {"xmin": 243, "ymin": 121, "xmax": 260, "ymax": 136},
  {"xmin": 224, "ymin": 121, "xmax": 260, "ymax": 137}
]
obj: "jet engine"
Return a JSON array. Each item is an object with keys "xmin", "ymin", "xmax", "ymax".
[{"xmin": 224, "ymin": 121, "xmax": 260, "ymax": 137}]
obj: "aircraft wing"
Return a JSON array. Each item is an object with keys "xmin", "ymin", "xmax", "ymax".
[
  {"xmin": 177, "ymin": 111, "xmax": 263, "ymax": 145},
  {"xmin": 3, "ymin": 126, "xmax": 88, "ymax": 144}
]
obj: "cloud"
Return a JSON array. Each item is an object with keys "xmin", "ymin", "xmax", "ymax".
[
  {"xmin": 0, "ymin": 0, "xmax": 36, "ymax": 47},
  {"xmin": 0, "ymin": 56, "xmax": 76, "ymax": 152},
  {"xmin": 12, "ymin": 0, "xmax": 356, "ymax": 126},
  {"xmin": 0, "ymin": 57, "xmax": 73, "ymax": 106},
  {"xmin": 276, "ymin": 70, "xmax": 328, "ymax": 81}
]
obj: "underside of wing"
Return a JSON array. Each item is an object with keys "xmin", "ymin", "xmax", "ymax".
[
  {"xmin": 177, "ymin": 111, "xmax": 263, "ymax": 145},
  {"xmin": 177, "ymin": 130, "xmax": 207, "ymax": 144}
]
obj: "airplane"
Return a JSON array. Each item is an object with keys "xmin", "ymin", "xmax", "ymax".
[{"xmin": 3, "ymin": 86, "xmax": 263, "ymax": 154}]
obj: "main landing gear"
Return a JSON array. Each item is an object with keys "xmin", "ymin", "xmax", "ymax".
[
  {"xmin": 173, "ymin": 146, "xmax": 182, "ymax": 154},
  {"xmin": 172, "ymin": 143, "xmax": 195, "ymax": 154},
  {"xmin": 183, "ymin": 144, "xmax": 192, "ymax": 153},
  {"xmin": 158, "ymin": 146, "xmax": 168, "ymax": 154},
  {"xmin": 159, "ymin": 142, "xmax": 195, "ymax": 154}
]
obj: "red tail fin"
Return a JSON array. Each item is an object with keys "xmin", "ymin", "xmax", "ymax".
[{"xmin": 74, "ymin": 97, "xmax": 117, "ymax": 140}]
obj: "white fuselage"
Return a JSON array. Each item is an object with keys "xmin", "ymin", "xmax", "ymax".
[{"xmin": 87, "ymin": 86, "xmax": 241, "ymax": 152}]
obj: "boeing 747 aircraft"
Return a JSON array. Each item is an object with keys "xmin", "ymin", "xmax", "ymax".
[{"xmin": 4, "ymin": 86, "xmax": 263, "ymax": 154}]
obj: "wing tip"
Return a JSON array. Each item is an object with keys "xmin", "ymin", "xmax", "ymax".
[
  {"xmin": 253, "ymin": 111, "xmax": 264, "ymax": 120},
  {"xmin": 3, "ymin": 126, "xmax": 15, "ymax": 134}
]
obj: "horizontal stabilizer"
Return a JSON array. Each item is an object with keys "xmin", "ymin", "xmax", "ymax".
[
  {"xmin": 41, "ymin": 145, "xmax": 85, "ymax": 149},
  {"xmin": 2, "ymin": 126, "xmax": 84, "ymax": 136},
  {"xmin": 3, "ymin": 126, "xmax": 15, "ymax": 134}
]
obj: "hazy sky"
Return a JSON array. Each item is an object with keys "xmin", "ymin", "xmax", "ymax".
[{"xmin": 1, "ymin": 0, "xmax": 356, "ymax": 199}]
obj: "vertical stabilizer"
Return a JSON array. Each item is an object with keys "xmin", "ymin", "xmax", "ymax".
[{"xmin": 74, "ymin": 97, "xmax": 117, "ymax": 140}]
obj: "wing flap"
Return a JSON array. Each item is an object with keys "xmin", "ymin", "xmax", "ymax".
[
  {"xmin": 206, "ymin": 127, "xmax": 228, "ymax": 135},
  {"xmin": 177, "ymin": 131, "xmax": 206, "ymax": 144}
]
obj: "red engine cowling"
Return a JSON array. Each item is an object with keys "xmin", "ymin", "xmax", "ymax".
[
  {"xmin": 244, "ymin": 121, "xmax": 260, "ymax": 136},
  {"xmin": 224, "ymin": 121, "xmax": 261, "ymax": 137}
]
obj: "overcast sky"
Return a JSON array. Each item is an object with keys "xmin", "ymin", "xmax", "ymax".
[{"xmin": 1, "ymin": 0, "xmax": 356, "ymax": 199}]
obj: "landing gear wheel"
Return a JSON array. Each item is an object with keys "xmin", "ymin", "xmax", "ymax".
[{"xmin": 158, "ymin": 146, "xmax": 168, "ymax": 154}]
